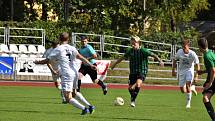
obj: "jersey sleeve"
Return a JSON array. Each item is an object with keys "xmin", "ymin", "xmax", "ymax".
[
  {"xmin": 141, "ymin": 48, "xmax": 152, "ymax": 57},
  {"xmin": 47, "ymin": 48, "xmax": 60, "ymax": 60},
  {"xmin": 88, "ymin": 45, "xmax": 96, "ymax": 55},
  {"xmin": 205, "ymin": 55, "xmax": 215, "ymax": 68},
  {"xmin": 192, "ymin": 51, "xmax": 199, "ymax": 64},
  {"xmin": 72, "ymin": 46, "xmax": 79, "ymax": 57}
]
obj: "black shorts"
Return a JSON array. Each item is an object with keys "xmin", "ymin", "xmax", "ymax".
[
  {"xmin": 128, "ymin": 73, "xmax": 146, "ymax": 85},
  {"xmin": 79, "ymin": 63, "xmax": 97, "ymax": 81},
  {"xmin": 202, "ymin": 80, "xmax": 215, "ymax": 94}
]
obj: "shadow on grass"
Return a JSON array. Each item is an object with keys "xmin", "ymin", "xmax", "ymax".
[{"xmin": 91, "ymin": 116, "xmax": 180, "ymax": 121}]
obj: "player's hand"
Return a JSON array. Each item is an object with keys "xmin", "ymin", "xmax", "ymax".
[{"xmin": 172, "ymin": 70, "xmax": 176, "ymax": 77}]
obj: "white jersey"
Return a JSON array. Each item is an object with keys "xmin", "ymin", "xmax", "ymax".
[
  {"xmin": 175, "ymin": 49, "xmax": 199, "ymax": 75},
  {"xmin": 43, "ymin": 47, "xmax": 59, "ymax": 72},
  {"xmin": 47, "ymin": 44, "xmax": 79, "ymax": 82}
]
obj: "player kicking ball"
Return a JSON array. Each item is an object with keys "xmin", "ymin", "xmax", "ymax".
[
  {"xmin": 172, "ymin": 39, "xmax": 200, "ymax": 109},
  {"xmin": 110, "ymin": 36, "xmax": 164, "ymax": 107}
]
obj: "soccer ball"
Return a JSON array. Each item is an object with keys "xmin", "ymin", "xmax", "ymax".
[{"xmin": 114, "ymin": 97, "xmax": 124, "ymax": 106}]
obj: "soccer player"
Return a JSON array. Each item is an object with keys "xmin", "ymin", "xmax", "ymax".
[
  {"xmin": 110, "ymin": 36, "xmax": 164, "ymax": 107},
  {"xmin": 42, "ymin": 41, "xmax": 66, "ymax": 103},
  {"xmin": 172, "ymin": 39, "xmax": 200, "ymax": 109},
  {"xmin": 77, "ymin": 36, "xmax": 108, "ymax": 95},
  {"xmin": 34, "ymin": 32, "xmax": 95, "ymax": 115},
  {"xmin": 197, "ymin": 38, "xmax": 215, "ymax": 121}
]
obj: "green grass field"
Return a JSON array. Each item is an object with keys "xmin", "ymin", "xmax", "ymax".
[{"xmin": 0, "ymin": 86, "xmax": 211, "ymax": 121}]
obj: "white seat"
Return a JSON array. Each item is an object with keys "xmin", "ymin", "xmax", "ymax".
[
  {"xmin": 10, "ymin": 53, "xmax": 19, "ymax": 58},
  {"xmin": 9, "ymin": 44, "xmax": 20, "ymax": 53},
  {"xmin": 29, "ymin": 54, "xmax": 37, "ymax": 58},
  {"xmin": 20, "ymin": 54, "xmax": 28, "ymax": 58},
  {"xmin": 37, "ymin": 45, "xmax": 46, "ymax": 54},
  {"xmin": 0, "ymin": 53, "xmax": 10, "ymax": 57},
  {"xmin": 19, "ymin": 45, "xmax": 29, "ymax": 53},
  {"xmin": 28, "ymin": 45, "xmax": 37, "ymax": 54},
  {"xmin": 0, "ymin": 44, "xmax": 10, "ymax": 53}
]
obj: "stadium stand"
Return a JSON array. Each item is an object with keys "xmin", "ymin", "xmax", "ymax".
[
  {"xmin": 19, "ymin": 44, "xmax": 29, "ymax": 54},
  {"xmin": 28, "ymin": 45, "xmax": 37, "ymax": 54},
  {"xmin": 37, "ymin": 45, "xmax": 46, "ymax": 54},
  {"xmin": 0, "ymin": 44, "xmax": 10, "ymax": 53},
  {"xmin": 9, "ymin": 44, "xmax": 20, "ymax": 54},
  {"xmin": 0, "ymin": 53, "xmax": 10, "ymax": 57},
  {"xmin": 10, "ymin": 53, "xmax": 19, "ymax": 58}
]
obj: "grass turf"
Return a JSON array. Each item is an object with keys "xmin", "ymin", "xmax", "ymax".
[{"xmin": 0, "ymin": 86, "xmax": 211, "ymax": 121}]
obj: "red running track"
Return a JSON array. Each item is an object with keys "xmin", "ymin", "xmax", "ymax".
[{"xmin": 0, "ymin": 81, "xmax": 203, "ymax": 92}]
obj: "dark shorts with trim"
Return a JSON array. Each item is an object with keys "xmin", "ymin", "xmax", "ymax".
[
  {"xmin": 128, "ymin": 73, "xmax": 146, "ymax": 85},
  {"xmin": 202, "ymin": 79, "xmax": 215, "ymax": 94},
  {"xmin": 79, "ymin": 63, "xmax": 97, "ymax": 81}
]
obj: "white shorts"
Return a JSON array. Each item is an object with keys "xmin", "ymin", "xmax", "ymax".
[
  {"xmin": 178, "ymin": 71, "xmax": 194, "ymax": 87},
  {"xmin": 60, "ymin": 74, "xmax": 78, "ymax": 92}
]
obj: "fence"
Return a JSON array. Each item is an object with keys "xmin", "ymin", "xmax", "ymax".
[{"xmin": 0, "ymin": 30, "xmax": 205, "ymax": 83}]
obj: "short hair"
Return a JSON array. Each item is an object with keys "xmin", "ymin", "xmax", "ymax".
[
  {"xmin": 198, "ymin": 38, "xmax": 208, "ymax": 49},
  {"xmin": 130, "ymin": 36, "xmax": 140, "ymax": 42},
  {"xmin": 59, "ymin": 32, "xmax": 69, "ymax": 42},
  {"xmin": 51, "ymin": 40, "xmax": 59, "ymax": 47},
  {"xmin": 80, "ymin": 36, "xmax": 88, "ymax": 41},
  {"xmin": 181, "ymin": 39, "xmax": 190, "ymax": 45}
]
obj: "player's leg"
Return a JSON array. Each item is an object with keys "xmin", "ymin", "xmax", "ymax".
[
  {"xmin": 62, "ymin": 81, "xmax": 89, "ymax": 115},
  {"xmin": 89, "ymin": 66, "xmax": 108, "ymax": 95},
  {"xmin": 185, "ymin": 71, "xmax": 194, "ymax": 108},
  {"xmin": 203, "ymin": 81, "xmax": 215, "ymax": 120},
  {"xmin": 77, "ymin": 72, "xmax": 84, "ymax": 92},
  {"xmin": 73, "ymin": 90, "xmax": 95, "ymax": 114},
  {"xmin": 77, "ymin": 64, "xmax": 86, "ymax": 92},
  {"xmin": 203, "ymin": 92, "xmax": 215, "ymax": 120},
  {"xmin": 179, "ymin": 74, "xmax": 190, "ymax": 108},
  {"xmin": 185, "ymin": 81, "xmax": 192, "ymax": 108},
  {"xmin": 73, "ymin": 76, "xmax": 95, "ymax": 114},
  {"xmin": 53, "ymin": 75, "xmax": 66, "ymax": 103}
]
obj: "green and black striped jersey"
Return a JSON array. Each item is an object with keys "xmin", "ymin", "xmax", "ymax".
[{"xmin": 124, "ymin": 47, "xmax": 152, "ymax": 75}]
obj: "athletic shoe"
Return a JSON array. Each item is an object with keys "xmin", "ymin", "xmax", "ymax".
[
  {"xmin": 186, "ymin": 102, "xmax": 191, "ymax": 109},
  {"xmin": 81, "ymin": 108, "xmax": 89, "ymax": 115},
  {"xmin": 62, "ymin": 100, "xmax": 67, "ymax": 104},
  {"xmin": 191, "ymin": 85, "xmax": 198, "ymax": 96},
  {"xmin": 89, "ymin": 105, "xmax": 95, "ymax": 114},
  {"xmin": 130, "ymin": 101, "xmax": 135, "ymax": 107},
  {"xmin": 103, "ymin": 84, "xmax": 108, "ymax": 95}
]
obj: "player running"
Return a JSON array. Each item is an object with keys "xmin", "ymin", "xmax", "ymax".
[{"xmin": 110, "ymin": 36, "xmax": 164, "ymax": 107}]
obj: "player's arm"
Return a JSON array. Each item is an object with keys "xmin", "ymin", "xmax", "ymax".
[
  {"xmin": 87, "ymin": 53, "xmax": 97, "ymax": 60},
  {"xmin": 208, "ymin": 67, "xmax": 215, "ymax": 85},
  {"xmin": 34, "ymin": 58, "xmax": 49, "ymax": 64},
  {"xmin": 110, "ymin": 56, "xmax": 125, "ymax": 70},
  {"xmin": 151, "ymin": 52, "xmax": 164, "ymax": 67},
  {"xmin": 194, "ymin": 63, "xmax": 200, "ymax": 82},
  {"xmin": 76, "ymin": 53, "xmax": 97, "ymax": 70},
  {"xmin": 87, "ymin": 46, "xmax": 97, "ymax": 60},
  {"xmin": 47, "ymin": 63, "xmax": 58, "ymax": 75}
]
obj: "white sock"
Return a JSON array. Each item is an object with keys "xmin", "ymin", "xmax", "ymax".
[
  {"xmin": 186, "ymin": 92, "xmax": 192, "ymax": 103},
  {"xmin": 75, "ymin": 92, "xmax": 91, "ymax": 107},
  {"xmin": 69, "ymin": 98, "xmax": 85, "ymax": 110},
  {"xmin": 61, "ymin": 90, "xmax": 66, "ymax": 101}
]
